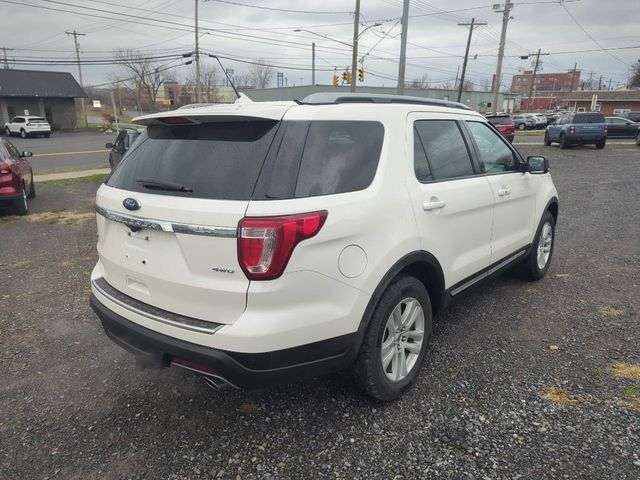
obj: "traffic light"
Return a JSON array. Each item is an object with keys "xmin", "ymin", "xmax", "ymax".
[
  {"xmin": 342, "ymin": 71, "xmax": 348, "ymax": 85},
  {"xmin": 332, "ymin": 74, "xmax": 339, "ymax": 87},
  {"xmin": 358, "ymin": 67, "xmax": 364, "ymax": 82}
]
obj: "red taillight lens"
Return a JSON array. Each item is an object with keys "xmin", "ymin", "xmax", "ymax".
[
  {"xmin": 238, "ymin": 211, "xmax": 328, "ymax": 280},
  {"xmin": 604, "ymin": 126, "xmax": 608, "ymax": 134},
  {"xmin": 569, "ymin": 126, "xmax": 576, "ymax": 134}
]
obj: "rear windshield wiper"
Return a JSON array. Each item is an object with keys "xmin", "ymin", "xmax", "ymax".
[{"xmin": 136, "ymin": 177, "xmax": 193, "ymax": 193}]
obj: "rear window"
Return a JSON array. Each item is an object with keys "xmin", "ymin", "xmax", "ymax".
[
  {"xmin": 29, "ymin": 117, "xmax": 46, "ymax": 122},
  {"xmin": 106, "ymin": 121, "xmax": 279, "ymax": 200},
  {"xmin": 253, "ymin": 121, "xmax": 384, "ymax": 199},
  {"xmin": 487, "ymin": 116, "xmax": 512, "ymax": 125},
  {"xmin": 573, "ymin": 113, "xmax": 605, "ymax": 124}
]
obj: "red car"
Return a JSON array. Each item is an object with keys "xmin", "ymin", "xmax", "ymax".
[
  {"xmin": 486, "ymin": 114, "xmax": 515, "ymax": 143},
  {"xmin": 0, "ymin": 137, "xmax": 35, "ymax": 215}
]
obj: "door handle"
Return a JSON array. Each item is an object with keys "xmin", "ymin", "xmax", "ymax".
[
  {"xmin": 497, "ymin": 186, "xmax": 511, "ymax": 197},
  {"xmin": 423, "ymin": 199, "xmax": 446, "ymax": 211}
]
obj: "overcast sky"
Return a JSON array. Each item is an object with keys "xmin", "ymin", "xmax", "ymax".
[{"xmin": 3, "ymin": 0, "xmax": 639, "ymax": 90}]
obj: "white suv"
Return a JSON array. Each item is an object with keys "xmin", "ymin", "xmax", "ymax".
[
  {"xmin": 4, "ymin": 116, "xmax": 51, "ymax": 138},
  {"xmin": 90, "ymin": 93, "xmax": 558, "ymax": 401}
]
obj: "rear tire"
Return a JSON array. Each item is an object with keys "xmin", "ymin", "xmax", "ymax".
[
  {"xmin": 14, "ymin": 187, "xmax": 28, "ymax": 216},
  {"xmin": 351, "ymin": 275, "xmax": 432, "ymax": 401},
  {"xmin": 520, "ymin": 211, "xmax": 555, "ymax": 281},
  {"xmin": 636, "ymin": 133, "xmax": 640, "ymax": 146},
  {"xmin": 5, "ymin": 127, "xmax": 11, "ymax": 136},
  {"xmin": 559, "ymin": 134, "xmax": 569, "ymax": 149},
  {"xmin": 544, "ymin": 132, "xmax": 552, "ymax": 146},
  {"xmin": 595, "ymin": 139, "xmax": 606, "ymax": 149},
  {"xmin": 518, "ymin": 123, "xmax": 526, "ymax": 131}
]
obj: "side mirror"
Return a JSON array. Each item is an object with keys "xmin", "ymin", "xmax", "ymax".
[
  {"xmin": 105, "ymin": 142, "xmax": 114, "ymax": 149},
  {"xmin": 527, "ymin": 155, "xmax": 549, "ymax": 174},
  {"xmin": 21, "ymin": 151, "xmax": 33, "ymax": 158}
]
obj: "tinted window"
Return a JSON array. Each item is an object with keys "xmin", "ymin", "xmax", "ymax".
[
  {"xmin": 294, "ymin": 121, "xmax": 383, "ymax": 198},
  {"xmin": 413, "ymin": 127, "xmax": 432, "ymax": 182},
  {"xmin": 414, "ymin": 120, "xmax": 474, "ymax": 180},
  {"xmin": 467, "ymin": 121, "xmax": 518, "ymax": 173},
  {"xmin": 107, "ymin": 121, "xmax": 279, "ymax": 200},
  {"xmin": 487, "ymin": 116, "xmax": 512, "ymax": 125},
  {"xmin": 573, "ymin": 113, "xmax": 605, "ymax": 124}
]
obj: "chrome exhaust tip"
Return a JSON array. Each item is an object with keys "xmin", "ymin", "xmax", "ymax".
[{"xmin": 203, "ymin": 375, "xmax": 233, "ymax": 391}]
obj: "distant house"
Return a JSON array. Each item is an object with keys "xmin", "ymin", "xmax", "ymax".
[
  {"xmin": 0, "ymin": 69, "xmax": 86, "ymax": 128},
  {"xmin": 561, "ymin": 90, "xmax": 640, "ymax": 115}
]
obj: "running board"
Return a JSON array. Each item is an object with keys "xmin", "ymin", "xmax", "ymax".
[{"xmin": 450, "ymin": 250, "xmax": 526, "ymax": 297}]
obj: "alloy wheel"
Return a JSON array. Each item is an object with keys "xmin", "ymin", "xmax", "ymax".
[
  {"xmin": 537, "ymin": 222, "xmax": 553, "ymax": 270},
  {"xmin": 381, "ymin": 298, "xmax": 425, "ymax": 382}
]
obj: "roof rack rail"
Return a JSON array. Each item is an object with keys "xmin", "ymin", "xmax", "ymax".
[{"xmin": 300, "ymin": 92, "xmax": 471, "ymax": 110}]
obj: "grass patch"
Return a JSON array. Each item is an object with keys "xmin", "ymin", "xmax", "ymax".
[
  {"xmin": 620, "ymin": 398, "xmax": 640, "ymax": 410},
  {"xmin": 44, "ymin": 173, "xmax": 108, "ymax": 186},
  {"xmin": 36, "ymin": 164, "xmax": 110, "ymax": 175},
  {"xmin": 610, "ymin": 362, "xmax": 640, "ymax": 380},
  {"xmin": 1, "ymin": 209, "xmax": 94, "ymax": 226},
  {"xmin": 599, "ymin": 305, "xmax": 623, "ymax": 317},
  {"xmin": 623, "ymin": 385, "xmax": 640, "ymax": 396},
  {"xmin": 541, "ymin": 386, "xmax": 579, "ymax": 406}
]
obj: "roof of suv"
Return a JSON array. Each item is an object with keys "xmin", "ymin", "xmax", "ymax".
[{"xmin": 133, "ymin": 94, "xmax": 479, "ymax": 126}]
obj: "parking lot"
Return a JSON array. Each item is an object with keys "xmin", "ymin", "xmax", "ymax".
[{"xmin": 1, "ymin": 141, "xmax": 638, "ymax": 479}]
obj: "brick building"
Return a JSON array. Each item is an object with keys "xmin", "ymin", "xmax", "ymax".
[
  {"xmin": 493, "ymin": 68, "xmax": 581, "ymax": 111},
  {"xmin": 560, "ymin": 90, "xmax": 640, "ymax": 115}
]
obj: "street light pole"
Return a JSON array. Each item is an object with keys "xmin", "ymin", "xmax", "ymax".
[
  {"xmin": 397, "ymin": 0, "xmax": 410, "ymax": 95},
  {"xmin": 350, "ymin": 0, "xmax": 360, "ymax": 92},
  {"xmin": 312, "ymin": 42, "xmax": 316, "ymax": 86}
]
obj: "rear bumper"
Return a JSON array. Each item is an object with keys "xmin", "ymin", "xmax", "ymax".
[
  {"xmin": 565, "ymin": 134, "xmax": 605, "ymax": 144},
  {"xmin": 90, "ymin": 293, "xmax": 360, "ymax": 388}
]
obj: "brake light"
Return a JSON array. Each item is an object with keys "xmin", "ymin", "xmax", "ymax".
[
  {"xmin": 604, "ymin": 126, "xmax": 608, "ymax": 134},
  {"xmin": 160, "ymin": 116, "xmax": 198, "ymax": 125},
  {"xmin": 569, "ymin": 126, "xmax": 576, "ymax": 134},
  {"xmin": 0, "ymin": 162, "xmax": 11, "ymax": 174},
  {"xmin": 238, "ymin": 211, "xmax": 328, "ymax": 280}
]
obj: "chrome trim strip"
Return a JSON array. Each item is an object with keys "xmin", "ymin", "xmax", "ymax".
[
  {"xmin": 92, "ymin": 278, "xmax": 223, "ymax": 334},
  {"xmin": 450, "ymin": 250, "xmax": 526, "ymax": 296},
  {"xmin": 95, "ymin": 205, "xmax": 237, "ymax": 238}
]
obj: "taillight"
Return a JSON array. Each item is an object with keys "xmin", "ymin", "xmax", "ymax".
[
  {"xmin": 238, "ymin": 211, "xmax": 328, "ymax": 280},
  {"xmin": 0, "ymin": 162, "xmax": 11, "ymax": 174},
  {"xmin": 569, "ymin": 126, "xmax": 576, "ymax": 134},
  {"xmin": 604, "ymin": 126, "xmax": 608, "ymax": 134}
]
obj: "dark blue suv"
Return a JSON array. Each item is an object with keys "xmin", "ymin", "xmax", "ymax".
[{"xmin": 544, "ymin": 112, "xmax": 607, "ymax": 149}]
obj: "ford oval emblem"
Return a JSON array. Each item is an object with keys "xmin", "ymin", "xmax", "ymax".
[{"xmin": 123, "ymin": 197, "xmax": 141, "ymax": 211}]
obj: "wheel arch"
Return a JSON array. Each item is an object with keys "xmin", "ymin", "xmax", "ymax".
[
  {"xmin": 357, "ymin": 251, "xmax": 446, "ymax": 341},
  {"xmin": 545, "ymin": 196, "xmax": 559, "ymax": 224}
]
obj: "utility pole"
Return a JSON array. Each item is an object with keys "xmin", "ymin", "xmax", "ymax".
[
  {"xmin": 526, "ymin": 48, "xmax": 542, "ymax": 111},
  {"xmin": 110, "ymin": 90, "xmax": 120, "ymax": 134},
  {"xmin": 598, "ymin": 74, "xmax": 603, "ymax": 90},
  {"xmin": 1, "ymin": 47, "xmax": 14, "ymax": 69},
  {"xmin": 457, "ymin": 18, "xmax": 487, "ymax": 102},
  {"xmin": 195, "ymin": 0, "xmax": 201, "ymax": 102},
  {"xmin": 492, "ymin": 2, "xmax": 513, "ymax": 114},
  {"xmin": 569, "ymin": 62, "xmax": 578, "ymax": 91},
  {"xmin": 397, "ymin": 0, "xmax": 410, "ymax": 95},
  {"xmin": 65, "ymin": 30, "xmax": 88, "ymax": 128},
  {"xmin": 608, "ymin": 77, "xmax": 612, "ymax": 90},
  {"xmin": 312, "ymin": 42, "xmax": 316, "ymax": 86},
  {"xmin": 350, "ymin": 0, "xmax": 360, "ymax": 92}
]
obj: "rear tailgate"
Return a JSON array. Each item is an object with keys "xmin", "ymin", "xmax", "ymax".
[{"xmin": 95, "ymin": 107, "xmax": 291, "ymax": 325}]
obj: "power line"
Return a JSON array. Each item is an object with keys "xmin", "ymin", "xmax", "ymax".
[{"xmin": 202, "ymin": 0, "xmax": 353, "ymax": 15}]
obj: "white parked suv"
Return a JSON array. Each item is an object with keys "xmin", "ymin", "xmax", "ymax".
[
  {"xmin": 4, "ymin": 116, "xmax": 51, "ymax": 138},
  {"xmin": 90, "ymin": 93, "xmax": 558, "ymax": 400}
]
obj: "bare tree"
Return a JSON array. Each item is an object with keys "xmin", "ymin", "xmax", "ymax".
[
  {"xmin": 480, "ymin": 78, "xmax": 491, "ymax": 92},
  {"xmin": 114, "ymin": 49, "xmax": 169, "ymax": 109},
  {"xmin": 186, "ymin": 62, "xmax": 220, "ymax": 102},
  {"xmin": 461, "ymin": 79, "xmax": 474, "ymax": 91},
  {"xmin": 409, "ymin": 73, "xmax": 430, "ymax": 89},
  {"xmin": 629, "ymin": 59, "xmax": 640, "ymax": 88},
  {"xmin": 246, "ymin": 60, "xmax": 274, "ymax": 88}
]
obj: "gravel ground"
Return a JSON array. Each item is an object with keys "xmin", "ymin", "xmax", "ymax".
[{"xmin": 1, "ymin": 143, "xmax": 639, "ymax": 479}]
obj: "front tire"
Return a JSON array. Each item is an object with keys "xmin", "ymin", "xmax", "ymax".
[
  {"xmin": 518, "ymin": 123, "xmax": 526, "ymax": 131},
  {"xmin": 559, "ymin": 134, "xmax": 569, "ymax": 149},
  {"xmin": 14, "ymin": 187, "xmax": 28, "ymax": 216},
  {"xmin": 351, "ymin": 275, "xmax": 432, "ymax": 401},
  {"xmin": 521, "ymin": 211, "xmax": 555, "ymax": 281},
  {"xmin": 544, "ymin": 132, "xmax": 552, "ymax": 146},
  {"xmin": 27, "ymin": 172, "xmax": 36, "ymax": 199}
]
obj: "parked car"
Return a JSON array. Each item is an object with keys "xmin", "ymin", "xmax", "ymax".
[
  {"xmin": 106, "ymin": 128, "xmax": 143, "ymax": 169},
  {"xmin": 544, "ymin": 112, "xmax": 607, "ymax": 149},
  {"xmin": 485, "ymin": 114, "xmax": 515, "ymax": 142},
  {"xmin": 524, "ymin": 114, "xmax": 547, "ymax": 129},
  {"xmin": 636, "ymin": 130, "xmax": 640, "ymax": 147},
  {"xmin": 512, "ymin": 114, "xmax": 536, "ymax": 130},
  {"xmin": 0, "ymin": 137, "xmax": 35, "ymax": 215},
  {"xmin": 89, "ymin": 93, "xmax": 559, "ymax": 401},
  {"xmin": 604, "ymin": 117, "xmax": 640, "ymax": 138},
  {"xmin": 620, "ymin": 111, "xmax": 640, "ymax": 123},
  {"xmin": 4, "ymin": 116, "xmax": 51, "ymax": 138}
]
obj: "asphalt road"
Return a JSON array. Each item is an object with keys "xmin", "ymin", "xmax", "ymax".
[
  {"xmin": 0, "ymin": 142, "xmax": 638, "ymax": 479},
  {"xmin": 4, "ymin": 131, "xmax": 115, "ymax": 172}
]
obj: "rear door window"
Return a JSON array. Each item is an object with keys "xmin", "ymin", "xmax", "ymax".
[
  {"xmin": 414, "ymin": 120, "xmax": 475, "ymax": 180},
  {"xmin": 294, "ymin": 121, "xmax": 384, "ymax": 198},
  {"xmin": 106, "ymin": 121, "xmax": 279, "ymax": 200}
]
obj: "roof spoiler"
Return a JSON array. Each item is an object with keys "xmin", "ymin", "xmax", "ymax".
[{"xmin": 300, "ymin": 92, "xmax": 471, "ymax": 110}]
